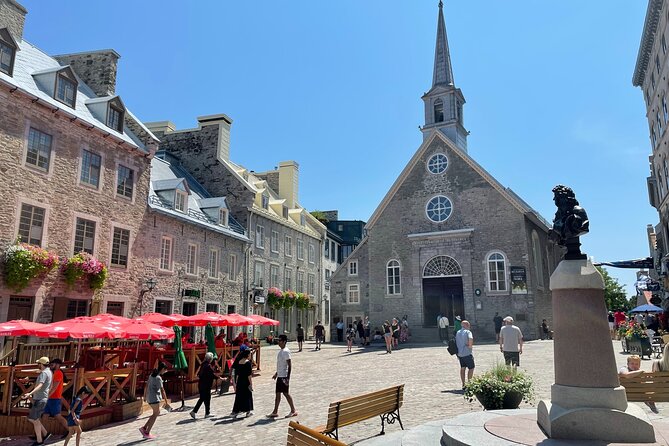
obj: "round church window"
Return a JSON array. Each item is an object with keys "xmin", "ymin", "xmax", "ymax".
[
  {"xmin": 425, "ymin": 195, "xmax": 452, "ymax": 222},
  {"xmin": 427, "ymin": 153, "xmax": 448, "ymax": 174}
]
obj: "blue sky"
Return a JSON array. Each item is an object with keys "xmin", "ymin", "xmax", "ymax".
[{"xmin": 21, "ymin": 1, "xmax": 655, "ymax": 296}]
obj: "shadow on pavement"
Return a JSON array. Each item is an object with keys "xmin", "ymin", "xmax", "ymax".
[
  {"xmin": 247, "ymin": 417, "xmax": 278, "ymax": 426},
  {"xmin": 175, "ymin": 418, "xmax": 197, "ymax": 425},
  {"xmin": 117, "ymin": 440, "xmax": 149, "ymax": 446},
  {"xmin": 441, "ymin": 389, "xmax": 464, "ymax": 395}
]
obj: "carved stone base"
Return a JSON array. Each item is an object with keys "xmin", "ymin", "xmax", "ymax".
[{"xmin": 537, "ymin": 399, "xmax": 655, "ymax": 443}]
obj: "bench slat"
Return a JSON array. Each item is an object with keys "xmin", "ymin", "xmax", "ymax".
[
  {"xmin": 334, "ymin": 385, "xmax": 403, "ymax": 405},
  {"xmin": 321, "ymin": 385, "xmax": 403, "ymax": 433},
  {"xmin": 336, "ymin": 400, "xmax": 401, "ymax": 426},
  {"xmin": 287, "ymin": 421, "xmax": 347, "ymax": 446},
  {"xmin": 621, "ymin": 372, "xmax": 669, "ymax": 403},
  {"xmin": 327, "ymin": 393, "xmax": 402, "ymax": 415}
]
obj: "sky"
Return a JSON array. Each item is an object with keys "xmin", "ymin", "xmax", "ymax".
[{"xmin": 19, "ymin": 0, "xmax": 656, "ymax": 297}]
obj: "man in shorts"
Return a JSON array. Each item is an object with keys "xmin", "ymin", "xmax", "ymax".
[
  {"xmin": 455, "ymin": 320, "xmax": 475, "ymax": 388},
  {"xmin": 500, "ymin": 316, "xmax": 523, "ymax": 366},
  {"xmin": 22, "ymin": 356, "xmax": 52, "ymax": 446},
  {"xmin": 267, "ymin": 335, "xmax": 297, "ymax": 418},
  {"xmin": 43, "ymin": 358, "xmax": 68, "ymax": 434},
  {"xmin": 313, "ymin": 320, "xmax": 325, "ymax": 351}
]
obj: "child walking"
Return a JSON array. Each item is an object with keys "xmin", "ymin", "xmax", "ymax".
[
  {"xmin": 346, "ymin": 324, "xmax": 356, "ymax": 352},
  {"xmin": 64, "ymin": 386, "xmax": 90, "ymax": 446}
]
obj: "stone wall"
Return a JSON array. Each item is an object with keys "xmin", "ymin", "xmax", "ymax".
[
  {"xmin": 0, "ymin": 0, "xmax": 26, "ymax": 41},
  {"xmin": 55, "ymin": 50, "xmax": 120, "ymax": 98}
]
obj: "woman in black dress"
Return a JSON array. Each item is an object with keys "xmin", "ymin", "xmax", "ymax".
[
  {"xmin": 391, "ymin": 318, "xmax": 400, "ymax": 349},
  {"xmin": 231, "ymin": 349, "xmax": 254, "ymax": 418}
]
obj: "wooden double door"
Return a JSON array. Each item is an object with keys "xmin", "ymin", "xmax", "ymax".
[{"xmin": 422, "ymin": 277, "xmax": 464, "ymax": 327}]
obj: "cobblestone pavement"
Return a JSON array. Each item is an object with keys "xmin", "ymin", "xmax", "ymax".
[{"xmin": 1, "ymin": 339, "xmax": 663, "ymax": 445}]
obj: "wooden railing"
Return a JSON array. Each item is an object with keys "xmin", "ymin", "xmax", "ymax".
[{"xmin": 0, "ymin": 340, "xmax": 145, "ymax": 366}]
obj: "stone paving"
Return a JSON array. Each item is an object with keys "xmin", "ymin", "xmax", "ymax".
[{"xmin": 1, "ymin": 338, "xmax": 664, "ymax": 445}]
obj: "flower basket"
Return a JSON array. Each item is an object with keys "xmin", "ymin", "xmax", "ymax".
[
  {"xmin": 295, "ymin": 293, "xmax": 310, "ymax": 310},
  {"xmin": 267, "ymin": 287, "xmax": 284, "ymax": 309},
  {"xmin": 464, "ymin": 363, "xmax": 534, "ymax": 410},
  {"xmin": 61, "ymin": 252, "xmax": 108, "ymax": 290},
  {"xmin": 283, "ymin": 290, "xmax": 297, "ymax": 309},
  {"xmin": 3, "ymin": 242, "xmax": 59, "ymax": 291}
]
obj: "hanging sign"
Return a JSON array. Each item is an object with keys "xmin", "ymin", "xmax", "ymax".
[{"xmin": 510, "ymin": 266, "xmax": 528, "ymax": 295}]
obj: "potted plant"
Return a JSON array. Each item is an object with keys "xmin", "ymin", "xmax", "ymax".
[
  {"xmin": 61, "ymin": 252, "xmax": 108, "ymax": 290},
  {"xmin": 267, "ymin": 287, "xmax": 284, "ymax": 309},
  {"xmin": 622, "ymin": 322, "xmax": 652, "ymax": 358},
  {"xmin": 464, "ymin": 363, "xmax": 534, "ymax": 410},
  {"xmin": 3, "ymin": 242, "xmax": 59, "ymax": 291},
  {"xmin": 295, "ymin": 293, "xmax": 310, "ymax": 310},
  {"xmin": 283, "ymin": 290, "xmax": 297, "ymax": 309}
]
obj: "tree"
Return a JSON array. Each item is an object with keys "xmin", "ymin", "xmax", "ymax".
[
  {"xmin": 595, "ymin": 266, "xmax": 629, "ymax": 311},
  {"xmin": 310, "ymin": 210, "xmax": 329, "ymax": 224}
]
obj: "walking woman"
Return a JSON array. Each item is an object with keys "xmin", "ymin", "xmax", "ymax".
[
  {"xmin": 63, "ymin": 386, "xmax": 90, "ymax": 446},
  {"xmin": 140, "ymin": 362, "xmax": 171, "ymax": 440},
  {"xmin": 356, "ymin": 320, "xmax": 365, "ymax": 347},
  {"xmin": 400, "ymin": 315, "xmax": 409, "ymax": 343},
  {"xmin": 231, "ymin": 349, "xmax": 254, "ymax": 418},
  {"xmin": 346, "ymin": 324, "xmax": 356, "ymax": 352},
  {"xmin": 383, "ymin": 320, "xmax": 393, "ymax": 354},
  {"xmin": 391, "ymin": 318, "xmax": 400, "ymax": 349},
  {"xmin": 190, "ymin": 352, "xmax": 217, "ymax": 419}
]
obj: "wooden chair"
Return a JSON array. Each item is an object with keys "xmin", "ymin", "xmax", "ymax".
[{"xmin": 287, "ymin": 421, "xmax": 347, "ymax": 446}]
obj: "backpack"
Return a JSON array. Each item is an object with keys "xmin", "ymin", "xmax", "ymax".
[{"xmin": 447, "ymin": 338, "xmax": 458, "ymax": 356}]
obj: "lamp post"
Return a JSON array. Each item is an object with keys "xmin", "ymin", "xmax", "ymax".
[{"xmin": 132, "ymin": 277, "xmax": 157, "ymax": 317}]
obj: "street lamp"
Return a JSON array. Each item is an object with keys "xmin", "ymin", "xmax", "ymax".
[
  {"xmin": 145, "ymin": 278, "xmax": 157, "ymax": 292},
  {"xmin": 132, "ymin": 277, "xmax": 158, "ymax": 317}
]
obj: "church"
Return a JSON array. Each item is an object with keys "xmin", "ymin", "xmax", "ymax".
[{"xmin": 329, "ymin": 2, "xmax": 560, "ymax": 341}]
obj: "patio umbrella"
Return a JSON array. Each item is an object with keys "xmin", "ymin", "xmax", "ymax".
[
  {"xmin": 135, "ymin": 312, "xmax": 183, "ymax": 327},
  {"xmin": 183, "ymin": 312, "xmax": 226, "ymax": 327},
  {"xmin": 246, "ymin": 314, "xmax": 280, "ymax": 326},
  {"xmin": 172, "ymin": 325, "xmax": 188, "ymax": 410},
  {"xmin": 0, "ymin": 320, "xmax": 46, "ymax": 336},
  {"xmin": 630, "ymin": 304, "xmax": 664, "ymax": 313},
  {"xmin": 120, "ymin": 320, "xmax": 175, "ymax": 340},
  {"xmin": 205, "ymin": 323, "xmax": 217, "ymax": 360},
  {"xmin": 219, "ymin": 313, "xmax": 254, "ymax": 326},
  {"xmin": 34, "ymin": 317, "xmax": 125, "ymax": 339}
]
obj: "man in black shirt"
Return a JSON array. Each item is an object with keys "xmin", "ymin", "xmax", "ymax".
[{"xmin": 313, "ymin": 321, "xmax": 325, "ymax": 351}]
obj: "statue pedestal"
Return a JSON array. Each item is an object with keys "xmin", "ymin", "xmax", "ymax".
[{"xmin": 536, "ymin": 259, "xmax": 655, "ymax": 443}]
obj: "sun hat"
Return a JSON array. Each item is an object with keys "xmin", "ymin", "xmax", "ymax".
[
  {"xmin": 36, "ymin": 357, "xmax": 49, "ymax": 365},
  {"xmin": 503, "ymin": 316, "xmax": 514, "ymax": 322}
]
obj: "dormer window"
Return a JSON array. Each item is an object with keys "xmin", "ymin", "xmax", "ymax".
[
  {"xmin": 174, "ymin": 191, "xmax": 188, "ymax": 213},
  {"xmin": 107, "ymin": 103, "xmax": 124, "ymax": 132},
  {"xmin": 261, "ymin": 193, "xmax": 269, "ymax": 210},
  {"xmin": 55, "ymin": 72, "xmax": 77, "ymax": 108},
  {"xmin": 300, "ymin": 213, "xmax": 306, "ymax": 226},
  {"xmin": 219, "ymin": 208, "xmax": 229, "ymax": 226},
  {"xmin": 0, "ymin": 29, "xmax": 17, "ymax": 76},
  {"xmin": 282, "ymin": 206, "xmax": 289, "ymax": 219}
]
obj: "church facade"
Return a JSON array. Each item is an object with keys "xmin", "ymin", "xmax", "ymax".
[{"xmin": 329, "ymin": 2, "xmax": 559, "ymax": 341}]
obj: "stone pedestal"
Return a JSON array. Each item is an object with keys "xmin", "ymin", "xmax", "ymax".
[{"xmin": 536, "ymin": 259, "xmax": 655, "ymax": 443}]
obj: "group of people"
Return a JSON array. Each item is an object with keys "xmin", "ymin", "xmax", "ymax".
[
  {"xmin": 454, "ymin": 316, "xmax": 524, "ymax": 388},
  {"xmin": 20, "ymin": 357, "xmax": 90, "ymax": 446},
  {"xmin": 609, "ymin": 309, "xmax": 663, "ymax": 340}
]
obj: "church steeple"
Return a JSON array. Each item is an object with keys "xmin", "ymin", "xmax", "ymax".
[
  {"xmin": 432, "ymin": 1, "xmax": 454, "ymax": 87},
  {"xmin": 421, "ymin": 1, "xmax": 468, "ymax": 152}
]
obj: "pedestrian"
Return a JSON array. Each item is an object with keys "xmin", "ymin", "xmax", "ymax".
[
  {"xmin": 391, "ymin": 318, "xmax": 400, "ymax": 349},
  {"xmin": 140, "ymin": 362, "xmax": 171, "ymax": 440},
  {"xmin": 313, "ymin": 320, "xmax": 325, "ymax": 350},
  {"xmin": 541, "ymin": 319, "xmax": 553, "ymax": 340},
  {"xmin": 454, "ymin": 315, "xmax": 462, "ymax": 333},
  {"xmin": 296, "ymin": 323, "xmax": 305, "ymax": 352},
  {"xmin": 383, "ymin": 320, "xmax": 393, "ymax": 354},
  {"xmin": 267, "ymin": 334, "xmax": 298, "ymax": 418},
  {"xmin": 230, "ymin": 349, "xmax": 254, "ymax": 418},
  {"xmin": 607, "ymin": 311, "xmax": 615, "ymax": 339},
  {"xmin": 499, "ymin": 316, "xmax": 523, "ymax": 366},
  {"xmin": 22, "ymin": 356, "xmax": 52, "ymax": 446},
  {"xmin": 356, "ymin": 319, "xmax": 365, "ymax": 346},
  {"xmin": 63, "ymin": 386, "xmax": 90, "ymax": 446},
  {"xmin": 363, "ymin": 316, "xmax": 371, "ymax": 345},
  {"xmin": 346, "ymin": 324, "xmax": 356, "ymax": 352},
  {"xmin": 336, "ymin": 320, "xmax": 344, "ymax": 342},
  {"xmin": 438, "ymin": 314, "xmax": 449, "ymax": 343},
  {"xmin": 190, "ymin": 352, "xmax": 217, "ymax": 419},
  {"xmin": 43, "ymin": 358, "xmax": 68, "ymax": 434},
  {"xmin": 493, "ymin": 312, "xmax": 503, "ymax": 342},
  {"xmin": 400, "ymin": 315, "xmax": 409, "ymax": 343},
  {"xmin": 455, "ymin": 320, "xmax": 475, "ymax": 388}
]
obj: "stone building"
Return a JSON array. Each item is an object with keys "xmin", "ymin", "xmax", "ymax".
[
  {"xmin": 330, "ymin": 2, "xmax": 559, "ymax": 341},
  {"xmin": 634, "ymin": 0, "xmax": 669, "ymax": 301},
  {"xmin": 145, "ymin": 118, "xmax": 326, "ymax": 339},
  {"xmin": 0, "ymin": 0, "xmax": 159, "ymax": 326}
]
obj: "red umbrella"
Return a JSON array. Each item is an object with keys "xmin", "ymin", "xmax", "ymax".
[
  {"xmin": 0, "ymin": 320, "xmax": 46, "ymax": 337},
  {"xmin": 246, "ymin": 314, "xmax": 280, "ymax": 326},
  {"xmin": 135, "ymin": 312, "xmax": 183, "ymax": 327},
  {"xmin": 91, "ymin": 313, "xmax": 131, "ymax": 327},
  {"xmin": 219, "ymin": 313, "xmax": 254, "ymax": 326},
  {"xmin": 183, "ymin": 312, "xmax": 226, "ymax": 327},
  {"xmin": 119, "ymin": 320, "xmax": 175, "ymax": 340},
  {"xmin": 34, "ymin": 316, "xmax": 125, "ymax": 339}
]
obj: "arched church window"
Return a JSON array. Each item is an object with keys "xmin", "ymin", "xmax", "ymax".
[
  {"xmin": 387, "ymin": 260, "xmax": 401, "ymax": 295},
  {"xmin": 434, "ymin": 98, "xmax": 444, "ymax": 123},
  {"xmin": 487, "ymin": 252, "xmax": 507, "ymax": 292},
  {"xmin": 427, "ymin": 153, "xmax": 448, "ymax": 174},
  {"xmin": 423, "ymin": 256, "xmax": 462, "ymax": 278},
  {"xmin": 425, "ymin": 195, "xmax": 452, "ymax": 223}
]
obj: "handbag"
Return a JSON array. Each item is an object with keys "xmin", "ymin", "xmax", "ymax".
[{"xmin": 447, "ymin": 338, "xmax": 458, "ymax": 356}]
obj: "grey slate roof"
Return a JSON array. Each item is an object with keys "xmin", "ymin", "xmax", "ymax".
[
  {"xmin": 198, "ymin": 197, "xmax": 228, "ymax": 209},
  {"xmin": 152, "ymin": 178, "xmax": 187, "ymax": 192},
  {"xmin": 432, "ymin": 1, "xmax": 454, "ymax": 87}
]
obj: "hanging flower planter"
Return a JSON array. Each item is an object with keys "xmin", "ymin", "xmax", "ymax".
[
  {"xmin": 267, "ymin": 287, "xmax": 284, "ymax": 309},
  {"xmin": 61, "ymin": 252, "xmax": 108, "ymax": 290},
  {"xmin": 283, "ymin": 290, "xmax": 297, "ymax": 309},
  {"xmin": 296, "ymin": 293, "xmax": 310, "ymax": 309},
  {"xmin": 3, "ymin": 242, "xmax": 59, "ymax": 291}
]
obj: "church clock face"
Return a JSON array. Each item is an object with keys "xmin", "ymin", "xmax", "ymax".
[
  {"xmin": 427, "ymin": 153, "xmax": 448, "ymax": 174},
  {"xmin": 426, "ymin": 195, "xmax": 452, "ymax": 222}
]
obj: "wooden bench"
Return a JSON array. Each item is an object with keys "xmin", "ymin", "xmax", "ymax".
[
  {"xmin": 287, "ymin": 421, "xmax": 348, "ymax": 446},
  {"xmin": 621, "ymin": 371, "xmax": 669, "ymax": 403},
  {"xmin": 315, "ymin": 384, "xmax": 404, "ymax": 440}
]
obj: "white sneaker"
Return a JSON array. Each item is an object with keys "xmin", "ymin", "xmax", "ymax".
[
  {"xmin": 246, "ymin": 411, "xmax": 254, "ymax": 417},
  {"xmin": 204, "ymin": 413, "xmax": 213, "ymax": 418},
  {"xmin": 189, "ymin": 411, "xmax": 196, "ymax": 420}
]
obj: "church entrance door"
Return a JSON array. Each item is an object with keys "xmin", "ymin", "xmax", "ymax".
[{"xmin": 422, "ymin": 255, "xmax": 464, "ymax": 327}]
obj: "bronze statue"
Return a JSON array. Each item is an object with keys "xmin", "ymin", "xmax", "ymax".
[{"xmin": 549, "ymin": 185, "xmax": 589, "ymax": 260}]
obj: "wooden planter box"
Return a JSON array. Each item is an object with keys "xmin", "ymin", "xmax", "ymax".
[{"xmin": 112, "ymin": 399, "xmax": 143, "ymax": 421}]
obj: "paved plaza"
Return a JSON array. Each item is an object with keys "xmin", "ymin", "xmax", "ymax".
[{"xmin": 2, "ymin": 338, "xmax": 665, "ymax": 445}]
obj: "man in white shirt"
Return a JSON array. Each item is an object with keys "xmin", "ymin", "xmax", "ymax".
[
  {"xmin": 267, "ymin": 335, "xmax": 298, "ymax": 418},
  {"xmin": 499, "ymin": 316, "xmax": 523, "ymax": 366},
  {"xmin": 438, "ymin": 314, "xmax": 450, "ymax": 343}
]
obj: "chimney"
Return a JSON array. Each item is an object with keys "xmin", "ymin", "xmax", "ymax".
[
  {"xmin": 278, "ymin": 161, "xmax": 299, "ymax": 208},
  {"xmin": 0, "ymin": 0, "xmax": 27, "ymax": 41},
  {"xmin": 54, "ymin": 49, "xmax": 120, "ymax": 97},
  {"xmin": 197, "ymin": 114, "xmax": 233, "ymax": 162},
  {"xmin": 144, "ymin": 121, "xmax": 176, "ymax": 138}
]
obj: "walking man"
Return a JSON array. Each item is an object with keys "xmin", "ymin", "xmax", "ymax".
[
  {"xmin": 267, "ymin": 335, "xmax": 297, "ymax": 418},
  {"xmin": 296, "ymin": 323, "xmax": 305, "ymax": 352},
  {"xmin": 493, "ymin": 313, "xmax": 503, "ymax": 342},
  {"xmin": 190, "ymin": 352, "xmax": 217, "ymax": 419},
  {"xmin": 43, "ymin": 359, "xmax": 68, "ymax": 434},
  {"xmin": 336, "ymin": 320, "xmax": 344, "ymax": 342},
  {"xmin": 314, "ymin": 320, "xmax": 325, "ymax": 350},
  {"xmin": 438, "ymin": 314, "xmax": 449, "ymax": 344},
  {"xmin": 499, "ymin": 316, "xmax": 523, "ymax": 366},
  {"xmin": 22, "ymin": 356, "xmax": 52, "ymax": 446},
  {"xmin": 455, "ymin": 320, "xmax": 475, "ymax": 388}
]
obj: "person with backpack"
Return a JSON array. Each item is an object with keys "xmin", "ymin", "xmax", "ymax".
[{"xmin": 455, "ymin": 320, "xmax": 475, "ymax": 389}]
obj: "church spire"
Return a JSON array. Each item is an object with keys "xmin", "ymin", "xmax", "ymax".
[{"xmin": 432, "ymin": 0, "xmax": 454, "ymax": 87}]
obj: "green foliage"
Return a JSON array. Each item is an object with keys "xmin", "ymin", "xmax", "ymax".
[
  {"xmin": 61, "ymin": 252, "xmax": 108, "ymax": 290},
  {"xmin": 595, "ymin": 266, "xmax": 628, "ymax": 311},
  {"xmin": 295, "ymin": 293, "xmax": 310, "ymax": 309},
  {"xmin": 3, "ymin": 242, "xmax": 59, "ymax": 291},
  {"xmin": 463, "ymin": 363, "xmax": 534, "ymax": 410},
  {"xmin": 310, "ymin": 210, "xmax": 329, "ymax": 224}
]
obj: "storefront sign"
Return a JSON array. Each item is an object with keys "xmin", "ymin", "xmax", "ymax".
[{"xmin": 510, "ymin": 266, "xmax": 528, "ymax": 295}]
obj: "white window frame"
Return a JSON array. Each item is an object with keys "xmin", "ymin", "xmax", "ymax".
[
  {"xmin": 219, "ymin": 208, "xmax": 228, "ymax": 226},
  {"xmin": 486, "ymin": 251, "xmax": 508, "ymax": 293},
  {"xmin": 425, "ymin": 195, "xmax": 453, "ymax": 223},
  {"xmin": 254, "ymin": 261, "xmax": 265, "ymax": 288},
  {"xmin": 208, "ymin": 248, "xmax": 219, "ymax": 279},
  {"xmin": 308, "ymin": 273, "xmax": 315, "ymax": 295},
  {"xmin": 186, "ymin": 243, "xmax": 198, "ymax": 276},
  {"xmin": 159, "ymin": 236, "xmax": 173, "ymax": 271},
  {"xmin": 153, "ymin": 297, "xmax": 174, "ymax": 315},
  {"xmin": 174, "ymin": 190, "xmax": 188, "ymax": 213},
  {"xmin": 386, "ymin": 259, "xmax": 401, "ymax": 295},
  {"xmin": 348, "ymin": 260, "xmax": 358, "ymax": 276},
  {"xmin": 256, "ymin": 224, "xmax": 265, "ymax": 249},
  {"xmin": 285, "ymin": 235, "xmax": 293, "ymax": 257},
  {"xmin": 73, "ymin": 215, "xmax": 98, "ymax": 255},
  {"xmin": 270, "ymin": 264, "xmax": 280, "ymax": 287},
  {"xmin": 271, "ymin": 230, "xmax": 279, "ymax": 253},
  {"xmin": 205, "ymin": 301, "xmax": 220, "ymax": 314},
  {"xmin": 110, "ymin": 225, "xmax": 131, "ymax": 269},
  {"xmin": 308, "ymin": 243, "xmax": 315, "ymax": 264},
  {"xmin": 25, "ymin": 127, "xmax": 53, "ymax": 173},
  {"xmin": 284, "ymin": 267, "xmax": 293, "ymax": 290},
  {"xmin": 297, "ymin": 270, "xmax": 305, "ymax": 293},
  {"xmin": 78, "ymin": 147, "xmax": 103, "ymax": 191},
  {"xmin": 115, "ymin": 163, "xmax": 135, "ymax": 201},
  {"xmin": 227, "ymin": 253, "xmax": 237, "ymax": 282},
  {"xmin": 347, "ymin": 283, "xmax": 360, "ymax": 304},
  {"xmin": 17, "ymin": 201, "xmax": 48, "ymax": 247},
  {"xmin": 426, "ymin": 153, "xmax": 448, "ymax": 174},
  {"xmin": 297, "ymin": 239, "xmax": 304, "ymax": 260}
]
